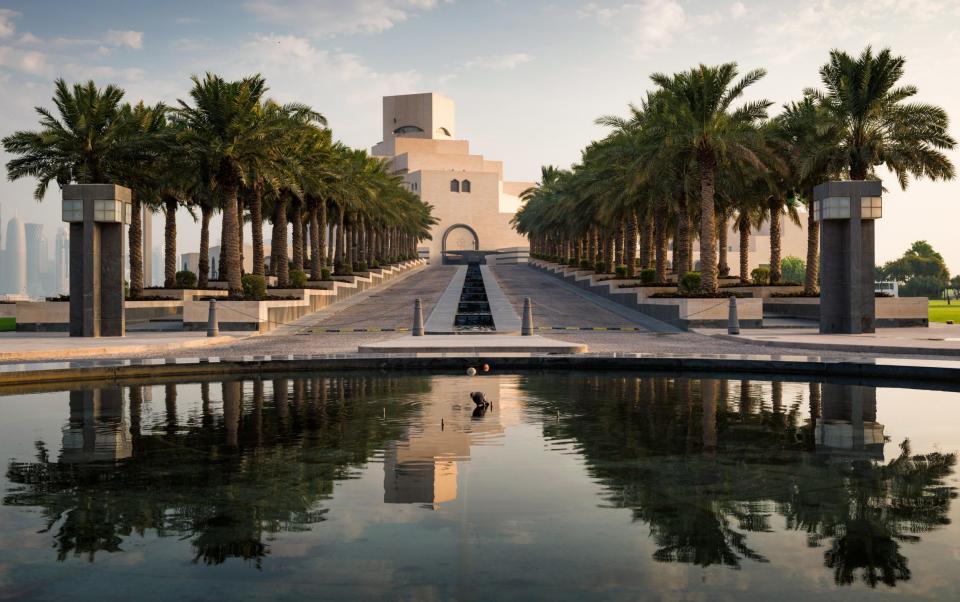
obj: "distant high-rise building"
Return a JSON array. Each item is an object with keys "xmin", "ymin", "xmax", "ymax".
[
  {"xmin": 55, "ymin": 226, "xmax": 69, "ymax": 294},
  {"xmin": 151, "ymin": 246, "xmax": 163, "ymax": 286},
  {"xmin": 1, "ymin": 217, "xmax": 27, "ymax": 296},
  {"xmin": 25, "ymin": 223, "xmax": 49, "ymax": 296}
]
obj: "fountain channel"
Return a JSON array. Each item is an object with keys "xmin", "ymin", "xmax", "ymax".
[{"xmin": 454, "ymin": 263, "xmax": 495, "ymax": 331}]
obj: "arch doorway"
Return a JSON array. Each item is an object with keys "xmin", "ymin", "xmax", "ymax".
[{"xmin": 442, "ymin": 224, "xmax": 481, "ymax": 264}]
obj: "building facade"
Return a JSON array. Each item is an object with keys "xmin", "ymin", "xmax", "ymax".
[
  {"xmin": 1, "ymin": 217, "xmax": 26, "ymax": 296},
  {"xmin": 371, "ymin": 93, "xmax": 531, "ymax": 264},
  {"xmin": 55, "ymin": 226, "xmax": 69, "ymax": 295}
]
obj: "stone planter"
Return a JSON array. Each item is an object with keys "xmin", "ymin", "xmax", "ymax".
[{"xmin": 763, "ymin": 296, "xmax": 928, "ymax": 327}]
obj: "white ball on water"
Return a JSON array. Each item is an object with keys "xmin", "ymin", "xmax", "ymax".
[{"xmin": 466, "ymin": 367, "xmax": 477, "ymax": 376}]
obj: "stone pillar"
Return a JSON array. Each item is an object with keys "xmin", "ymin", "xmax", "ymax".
[
  {"xmin": 63, "ymin": 184, "xmax": 131, "ymax": 337},
  {"xmin": 814, "ymin": 181, "xmax": 882, "ymax": 334}
]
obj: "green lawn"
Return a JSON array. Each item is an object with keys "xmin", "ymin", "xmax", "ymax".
[
  {"xmin": 0, "ymin": 317, "xmax": 14, "ymax": 332},
  {"xmin": 929, "ymin": 300, "xmax": 960, "ymax": 323}
]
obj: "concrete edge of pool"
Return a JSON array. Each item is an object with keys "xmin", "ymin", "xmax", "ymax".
[{"xmin": 0, "ymin": 353, "xmax": 958, "ymax": 392}]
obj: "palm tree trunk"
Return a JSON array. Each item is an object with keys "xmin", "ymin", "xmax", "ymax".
[
  {"xmin": 769, "ymin": 197, "xmax": 783, "ymax": 283},
  {"xmin": 237, "ymin": 192, "xmax": 245, "ymax": 276},
  {"xmin": 271, "ymin": 194, "xmax": 289, "ymax": 287},
  {"xmin": 698, "ymin": 151, "xmax": 718, "ymax": 293},
  {"xmin": 640, "ymin": 211, "xmax": 652, "ymax": 270},
  {"xmin": 334, "ymin": 207, "xmax": 345, "ymax": 270},
  {"xmin": 676, "ymin": 192, "xmax": 689, "ymax": 275},
  {"xmin": 163, "ymin": 196, "xmax": 177, "ymax": 288},
  {"xmin": 319, "ymin": 199, "xmax": 328, "ymax": 269},
  {"xmin": 614, "ymin": 223, "xmax": 623, "ymax": 266},
  {"xmin": 738, "ymin": 215, "xmax": 750, "ymax": 284},
  {"xmin": 804, "ymin": 201, "xmax": 819, "ymax": 294},
  {"xmin": 219, "ymin": 162, "xmax": 243, "ymax": 296},
  {"xmin": 309, "ymin": 197, "xmax": 321, "ymax": 280},
  {"xmin": 717, "ymin": 209, "xmax": 729, "ymax": 277},
  {"xmin": 129, "ymin": 195, "xmax": 143, "ymax": 298},
  {"xmin": 626, "ymin": 211, "xmax": 638, "ymax": 277},
  {"xmin": 655, "ymin": 197, "xmax": 668, "ymax": 282},
  {"xmin": 252, "ymin": 180, "xmax": 265, "ymax": 278},
  {"xmin": 198, "ymin": 204, "xmax": 212, "ymax": 288},
  {"xmin": 292, "ymin": 197, "xmax": 304, "ymax": 272},
  {"xmin": 603, "ymin": 231, "xmax": 613, "ymax": 272}
]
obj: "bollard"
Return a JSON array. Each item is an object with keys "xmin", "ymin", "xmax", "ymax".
[
  {"xmin": 521, "ymin": 297, "xmax": 534, "ymax": 336},
  {"xmin": 727, "ymin": 296, "xmax": 740, "ymax": 335},
  {"xmin": 413, "ymin": 298, "xmax": 425, "ymax": 336},
  {"xmin": 207, "ymin": 299, "xmax": 219, "ymax": 337}
]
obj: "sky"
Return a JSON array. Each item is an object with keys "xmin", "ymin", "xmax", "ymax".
[{"xmin": 1, "ymin": 0, "xmax": 959, "ymax": 270}]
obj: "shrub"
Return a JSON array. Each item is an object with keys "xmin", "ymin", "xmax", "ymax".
[
  {"xmin": 175, "ymin": 270, "xmax": 197, "ymax": 288},
  {"xmin": 679, "ymin": 271, "xmax": 702, "ymax": 294},
  {"xmin": 320, "ymin": 267, "xmax": 332, "ymax": 281},
  {"xmin": 640, "ymin": 268, "xmax": 656, "ymax": 284},
  {"xmin": 594, "ymin": 261, "xmax": 607, "ymax": 273},
  {"xmin": 290, "ymin": 269, "xmax": 307, "ymax": 288},
  {"xmin": 356, "ymin": 261, "xmax": 368, "ymax": 272},
  {"xmin": 370, "ymin": 260, "xmax": 379, "ymax": 269},
  {"xmin": 580, "ymin": 259, "xmax": 591, "ymax": 270},
  {"xmin": 781, "ymin": 256, "xmax": 806, "ymax": 283},
  {"xmin": 751, "ymin": 267, "xmax": 771, "ymax": 286},
  {"xmin": 615, "ymin": 264, "xmax": 628, "ymax": 278},
  {"xmin": 334, "ymin": 262, "xmax": 349, "ymax": 276},
  {"xmin": 242, "ymin": 274, "xmax": 266, "ymax": 300}
]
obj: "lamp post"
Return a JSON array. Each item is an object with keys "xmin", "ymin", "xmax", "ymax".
[
  {"xmin": 62, "ymin": 184, "xmax": 131, "ymax": 337},
  {"xmin": 813, "ymin": 180, "xmax": 882, "ymax": 334}
]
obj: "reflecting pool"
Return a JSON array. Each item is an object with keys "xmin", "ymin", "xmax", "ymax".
[{"xmin": 1, "ymin": 373, "xmax": 958, "ymax": 600}]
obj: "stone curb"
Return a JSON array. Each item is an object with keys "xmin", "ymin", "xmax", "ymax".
[
  {"xmin": 0, "ymin": 335, "xmax": 237, "ymax": 362},
  {"xmin": 708, "ymin": 332, "xmax": 960, "ymax": 357},
  {"xmin": 1, "ymin": 354, "xmax": 958, "ymax": 391}
]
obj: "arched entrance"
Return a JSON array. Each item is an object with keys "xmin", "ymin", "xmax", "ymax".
[{"xmin": 442, "ymin": 224, "xmax": 481, "ymax": 264}]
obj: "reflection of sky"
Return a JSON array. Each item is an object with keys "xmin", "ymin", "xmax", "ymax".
[{"xmin": 0, "ymin": 377, "xmax": 959, "ymax": 599}]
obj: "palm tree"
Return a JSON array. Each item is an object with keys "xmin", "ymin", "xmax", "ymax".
[
  {"xmin": 3, "ymin": 79, "xmax": 127, "ymax": 197},
  {"xmin": 175, "ymin": 73, "xmax": 277, "ymax": 296},
  {"xmin": 808, "ymin": 46, "xmax": 955, "ymax": 185},
  {"xmin": 645, "ymin": 64, "xmax": 772, "ymax": 292}
]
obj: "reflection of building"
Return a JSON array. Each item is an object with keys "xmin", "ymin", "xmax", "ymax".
[
  {"xmin": 383, "ymin": 377, "xmax": 519, "ymax": 508},
  {"xmin": 371, "ymin": 93, "xmax": 531, "ymax": 264},
  {"xmin": 61, "ymin": 388, "xmax": 132, "ymax": 463},
  {"xmin": 816, "ymin": 384, "xmax": 885, "ymax": 459}
]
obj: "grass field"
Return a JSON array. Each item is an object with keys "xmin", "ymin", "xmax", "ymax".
[
  {"xmin": 0, "ymin": 317, "xmax": 14, "ymax": 332},
  {"xmin": 929, "ymin": 300, "xmax": 960, "ymax": 323}
]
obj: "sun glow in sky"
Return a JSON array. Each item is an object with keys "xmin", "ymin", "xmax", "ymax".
[{"xmin": 1, "ymin": 0, "xmax": 959, "ymax": 268}]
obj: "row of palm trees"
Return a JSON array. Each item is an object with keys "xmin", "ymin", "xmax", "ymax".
[
  {"xmin": 3, "ymin": 74, "xmax": 437, "ymax": 298},
  {"xmin": 514, "ymin": 47, "xmax": 956, "ymax": 294}
]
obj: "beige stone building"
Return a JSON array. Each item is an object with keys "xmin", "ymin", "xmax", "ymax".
[{"xmin": 372, "ymin": 93, "xmax": 531, "ymax": 264}]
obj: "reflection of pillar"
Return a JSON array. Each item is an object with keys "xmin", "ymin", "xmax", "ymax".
[
  {"xmin": 817, "ymin": 384, "xmax": 884, "ymax": 459},
  {"xmin": 701, "ymin": 379, "xmax": 717, "ymax": 451},
  {"xmin": 274, "ymin": 379, "xmax": 289, "ymax": 429},
  {"xmin": 223, "ymin": 381, "xmax": 242, "ymax": 448},
  {"xmin": 201, "ymin": 382, "xmax": 212, "ymax": 428},
  {"xmin": 61, "ymin": 387, "xmax": 131, "ymax": 462},
  {"xmin": 165, "ymin": 383, "xmax": 178, "ymax": 437},
  {"xmin": 253, "ymin": 380, "xmax": 264, "ymax": 446},
  {"xmin": 739, "ymin": 380, "xmax": 753, "ymax": 416}
]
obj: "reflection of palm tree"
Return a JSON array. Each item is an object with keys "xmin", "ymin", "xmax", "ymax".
[
  {"xmin": 521, "ymin": 374, "xmax": 956, "ymax": 584},
  {"xmin": 4, "ymin": 376, "xmax": 428, "ymax": 566}
]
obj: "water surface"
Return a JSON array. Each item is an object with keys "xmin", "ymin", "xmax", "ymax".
[{"xmin": 1, "ymin": 373, "xmax": 958, "ymax": 600}]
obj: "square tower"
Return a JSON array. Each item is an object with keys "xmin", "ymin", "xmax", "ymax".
[{"xmin": 382, "ymin": 93, "xmax": 456, "ymax": 143}]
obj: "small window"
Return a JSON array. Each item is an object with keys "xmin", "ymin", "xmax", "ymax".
[
  {"xmin": 450, "ymin": 179, "xmax": 460, "ymax": 193},
  {"xmin": 393, "ymin": 125, "xmax": 424, "ymax": 135},
  {"xmin": 462, "ymin": 179, "xmax": 471, "ymax": 193}
]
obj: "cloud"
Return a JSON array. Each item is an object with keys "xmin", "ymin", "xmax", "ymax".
[
  {"xmin": 463, "ymin": 53, "xmax": 533, "ymax": 70},
  {"xmin": 0, "ymin": 9, "xmax": 16, "ymax": 39},
  {"xmin": 0, "ymin": 46, "xmax": 49, "ymax": 75},
  {"xmin": 104, "ymin": 30, "xmax": 144, "ymax": 49},
  {"xmin": 730, "ymin": 2, "xmax": 747, "ymax": 18},
  {"xmin": 580, "ymin": 1, "xmax": 686, "ymax": 58},
  {"xmin": 243, "ymin": 0, "xmax": 446, "ymax": 36}
]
